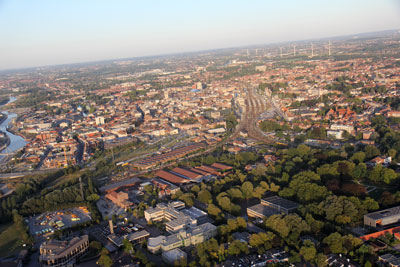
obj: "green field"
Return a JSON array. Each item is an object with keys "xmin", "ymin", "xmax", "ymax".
[{"xmin": 0, "ymin": 223, "xmax": 24, "ymax": 257}]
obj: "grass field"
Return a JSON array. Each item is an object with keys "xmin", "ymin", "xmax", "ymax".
[{"xmin": 0, "ymin": 223, "xmax": 24, "ymax": 257}]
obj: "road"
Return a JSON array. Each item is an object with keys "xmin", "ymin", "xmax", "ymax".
[{"xmin": 0, "ymin": 168, "xmax": 60, "ymax": 179}]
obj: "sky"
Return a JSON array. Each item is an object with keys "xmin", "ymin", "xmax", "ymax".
[{"xmin": 0, "ymin": 0, "xmax": 399, "ymax": 70}]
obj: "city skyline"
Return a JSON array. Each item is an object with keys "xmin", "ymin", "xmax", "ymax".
[{"xmin": 1, "ymin": 0, "xmax": 400, "ymax": 70}]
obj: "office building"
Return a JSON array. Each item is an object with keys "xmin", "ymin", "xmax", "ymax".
[
  {"xmin": 39, "ymin": 235, "xmax": 89, "ymax": 267},
  {"xmin": 147, "ymin": 223, "xmax": 217, "ymax": 253}
]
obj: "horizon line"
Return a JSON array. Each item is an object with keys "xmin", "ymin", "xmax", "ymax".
[{"xmin": 1, "ymin": 28, "xmax": 399, "ymax": 74}]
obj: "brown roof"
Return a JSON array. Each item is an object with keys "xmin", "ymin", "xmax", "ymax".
[
  {"xmin": 195, "ymin": 165, "xmax": 221, "ymax": 176},
  {"xmin": 156, "ymin": 170, "xmax": 190, "ymax": 184},
  {"xmin": 171, "ymin": 167, "xmax": 202, "ymax": 179},
  {"xmin": 189, "ymin": 168, "xmax": 210, "ymax": 176},
  {"xmin": 211, "ymin": 163, "xmax": 233, "ymax": 171}
]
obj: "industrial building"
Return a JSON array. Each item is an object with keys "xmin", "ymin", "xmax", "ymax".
[
  {"xmin": 39, "ymin": 235, "xmax": 89, "ymax": 267},
  {"xmin": 247, "ymin": 196, "xmax": 299, "ymax": 219},
  {"xmin": 364, "ymin": 206, "xmax": 400, "ymax": 228}
]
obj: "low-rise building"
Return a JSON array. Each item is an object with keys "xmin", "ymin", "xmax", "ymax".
[
  {"xmin": 39, "ymin": 235, "xmax": 89, "ymax": 267},
  {"xmin": 105, "ymin": 191, "xmax": 133, "ymax": 209},
  {"xmin": 247, "ymin": 196, "xmax": 299, "ymax": 219},
  {"xmin": 162, "ymin": 248, "xmax": 187, "ymax": 265},
  {"xmin": 364, "ymin": 206, "xmax": 400, "ymax": 228}
]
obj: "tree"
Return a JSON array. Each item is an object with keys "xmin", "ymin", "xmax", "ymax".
[
  {"xmin": 179, "ymin": 193, "xmax": 194, "ymax": 206},
  {"xmin": 253, "ymin": 186, "xmax": 266, "ymax": 199},
  {"xmin": 364, "ymin": 145, "xmax": 380, "ymax": 159},
  {"xmin": 207, "ymin": 204, "xmax": 222, "ymax": 218},
  {"xmin": 315, "ymin": 253, "xmax": 328, "ymax": 267},
  {"xmin": 197, "ymin": 190, "xmax": 212, "ymax": 204},
  {"xmin": 236, "ymin": 217, "xmax": 247, "ymax": 229},
  {"xmin": 191, "ymin": 185, "xmax": 200, "ymax": 194},
  {"xmin": 87, "ymin": 194, "xmax": 100, "ymax": 202},
  {"xmin": 323, "ymin": 233, "xmax": 343, "ymax": 254},
  {"xmin": 218, "ymin": 197, "xmax": 232, "ymax": 212},
  {"xmin": 227, "ymin": 188, "xmax": 243, "ymax": 200},
  {"xmin": 353, "ymin": 163, "xmax": 367, "ymax": 180},
  {"xmin": 123, "ymin": 239, "xmax": 134, "ymax": 254},
  {"xmin": 265, "ymin": 215, "xmax": 290, "ymax": 238},
  {"xmin": 241, "ymin": 181, "xmax": 254, "ymax": 199},
  {"xmin": 227, "ymin": 218, "xmax": 238, "ymax": 232},
  {"xmin": 227, "ymin": 240, "xmax": 249, "ymax": 256},
  {"xmin": 204, "ymin": 155, "xmax": 215, "ymax": 165},
  {"xmin": 319, "ymin": 195, "xmax": 357, "ymax": 225},
  {"xmin": 350, "ymin": 151, "xmax": 365, "ymax": 164},
  {"xmin": 253, "ymin": 163, "xmax": 267, "ymax": 177},
  {"xmin": 300, "ymin": 243, "xmax": 316, "ymax": 261},
  {"xmin": 98, "ymin": 248, "xmax": 113, "ymax": 267}
]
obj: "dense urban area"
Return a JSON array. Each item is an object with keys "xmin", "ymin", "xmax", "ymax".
[{"xmin": 0, "ymin": 30, "xmax": 400, "ymax": 267}]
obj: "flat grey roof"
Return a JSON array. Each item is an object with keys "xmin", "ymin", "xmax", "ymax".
[
  {"xmin": 247, "ymin": 204, "xmax": 281, "ymax": 217},
  {"xmin": 262, "ymin": 196, "xmax": 299, "ymax": 210},
  {"xmin": 99, "ymin": 177, "xmax": 142, "ymax": 192},
  {"xmin": 365, "ymin": 206, "xmax": 400, "ymax": 220},
  {"xmin": 182, "ymin": 206, "xmax": 207, "ymax": 219}
]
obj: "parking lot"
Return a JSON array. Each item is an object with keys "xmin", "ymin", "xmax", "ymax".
[{"xmin": 28, "ymin": 207, "xmax": 92, "ymax": 238}]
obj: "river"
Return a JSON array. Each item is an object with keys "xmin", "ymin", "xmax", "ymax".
[{"xmin": 0, "ymin": 96, "xmax": 27, "ymax": 160}]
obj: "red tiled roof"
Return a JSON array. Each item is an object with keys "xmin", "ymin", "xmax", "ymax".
[
  {"xmin": 211, "ymin": 163, "xmax": 233, "ymax": 170},
  {"xmin": 156, "ymin": 170, "xmax": 190, "ymax": 184},
  {"xmin": 171, "ymin": 167, "xmax": 202, "ymax": 179}
]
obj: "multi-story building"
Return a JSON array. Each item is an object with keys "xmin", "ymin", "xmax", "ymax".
[
  {"xmin": 39, "ymin": 235, "xmax": 89, "ymax": 267},
  {"xmin": 144, "ymin": 201, "xmax": 185, "ymax": 222},
  {"xmin": 145, "ymin": 201, "xmax": 207, "ymax": 233},
  {"xmin": 147, "ymin": 223, "xmax": 217, "ymax": 253}
]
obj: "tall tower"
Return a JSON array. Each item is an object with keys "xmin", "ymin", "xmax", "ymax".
[
  {"xmin": 311, "ymin": 43, "xmax": 314, "ymax": 58},
  {"xmin": 280, "ymin": 47, "xmax": 283, "ymax": 58},
  {"xmin": 293, "ymin": 45, "xmax": 296, "ymax": 56},
  {"xmin": 328, "ymin": 40, "xmax": 331, "ymax": 56},
  {"xmin": 109, "ymin": 220, "xmax": 114, "ymax": 234}
]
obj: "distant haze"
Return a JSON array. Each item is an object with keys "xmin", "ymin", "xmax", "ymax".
[{"xmin": 0, "ymin": 0, "xmax": 399, "ymax": 70}]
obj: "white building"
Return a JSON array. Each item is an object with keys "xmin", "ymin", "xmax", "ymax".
[{"xmin": 95, "ymin": 116, "xmax": 105, "ymax": 126}]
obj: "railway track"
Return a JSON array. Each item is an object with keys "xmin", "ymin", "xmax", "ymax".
[{"xmin": 229, "ymin": 87, "xmax": 276, "ymax": 144}]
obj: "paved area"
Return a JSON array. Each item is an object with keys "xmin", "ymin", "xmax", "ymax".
[{"xmin": 28, "ymin": 207, "xmax": 92, "ymax": 238}]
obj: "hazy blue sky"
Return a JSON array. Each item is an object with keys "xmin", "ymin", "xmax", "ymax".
[{"xmin": 0, "ymin": 0, "xmax": 399, "ymax": 70}]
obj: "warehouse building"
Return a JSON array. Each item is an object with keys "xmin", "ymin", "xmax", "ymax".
[
  {"xmin": 364, "ymin": 206, "xmax": 400, "ymax": 228},
  {"xmin": 247, "ymin": 196, "xmax": 299, "ymax": 219}
]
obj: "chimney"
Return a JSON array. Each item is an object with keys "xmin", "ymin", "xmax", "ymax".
[{"xmin": 109, "ymin": 220, "xmax": 114, "ymax": 234}]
